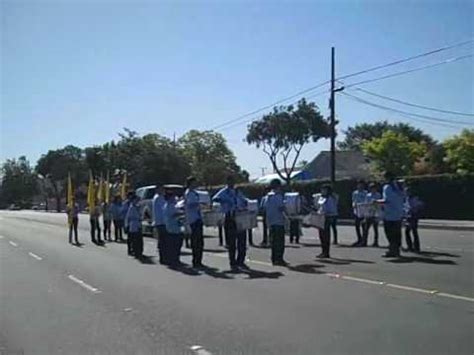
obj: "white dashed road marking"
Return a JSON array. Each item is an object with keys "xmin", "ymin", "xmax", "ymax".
[
  {"xmin": 190, "ymin": 345, "xmax": 212, "ymax": 355},
  {"xmin": 437, "ymin": 292, "xmax": 474, "ymax": 303},
  {"xmin": 341, "ymin": 275, "xmax": 385, "ymax": 285},
  {"xmin": 385, "ymin": 283, "xmax": 438, "ymax": 295},
  {"xmin": 8, "ymin": 241, "xmax": 18, "ymax": 247},
  {"xmin": 28, "ymin": 252, "xmax": 43, "ymax": 261},
  {"xmin": 68, "ymin": 274, "xmax": 101, "ymax": 294}
]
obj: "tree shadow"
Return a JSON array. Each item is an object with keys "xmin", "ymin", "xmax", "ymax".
[
  {"xmin": 285, "ymin": 263, "xmax": 326, "ymax": 274},
  {"xmin": 387, "ymin": 256, "xmax": 456, "ymax": 265}
]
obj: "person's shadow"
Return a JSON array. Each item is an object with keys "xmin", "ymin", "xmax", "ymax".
[
  {"xmin": 239, "ymin": 267, "xmax": 284, "ymax": 279},
  {"xmin": 286, "ymin": 263, "xmax": 326, "ymax": 274},
  {"xmin": 387, "ymin": 256, "xmax": 456, "ymax": 265}
]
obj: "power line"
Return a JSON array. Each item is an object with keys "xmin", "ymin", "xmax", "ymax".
[
  {"xmin": 337, "ymin": 38, "xmax": 473, "ymax": 81},
  {"xmin": 340, "ymin": 91, "xmax": 472, "ymax": 128},
  {"xmin": 342, "ymin": 54, "xmax": 473, "ymax": 89},
  {"xmin": 211, "ymin": 39, "xmax": 473, "ymax": 132},
  {"xmin": 353, "ymin": 87, "xmax": 474, "ymax": 117}
]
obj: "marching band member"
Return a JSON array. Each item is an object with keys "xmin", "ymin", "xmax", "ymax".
[
  {"xmin": 111, "ymin": 195, "xmax": 124, "ymax": 242},
  {"xmin": 185, "ymin": 177, "xmax": 205, "ymax": 268},
  {"xmin": 66, "ymin": 197, "xmax": 80, "ymax": 245},
  {"xmin": 363, "ymin": 183, "xmax": 382, "ymax": 247},
  {"xmin": 102, "ymin": 201, "xmax": 112, "ymax": 242},
  {"xmin": 90, "ymin": 203, "xmax": 102, "ymax": 245},
  {"xmin": 124, "ymin": 192, "xmax": 143, "ymax": 258},
  {"xmin": 315, "ymin": 184, "xmax": 338, "ymax": 258},
  {"xmin": 352, "ymin": 180, "xmax": 368, "ymax": 246},
  {"xmin": 152, "ymin": 184, "xmax": 168, "ymax": 264},
  {"xmin": 164, "ymin": 189, "xmax": 184, "ymax": 267},
  {"xmin": 265, "ymin": 179, "xmax": 287, "ymax": 266},
  {"xmin": 404, "ymin": 187, "xmax": 424, "ymax": 253}
]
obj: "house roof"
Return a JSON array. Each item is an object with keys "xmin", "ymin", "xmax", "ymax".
[
  {"xmin": 303, "ymin": 150, "xmax": 370, "ymax": 180},
  {"xmin": 253, "ymin": 170, "xmax": 304, "ymax": 185}
]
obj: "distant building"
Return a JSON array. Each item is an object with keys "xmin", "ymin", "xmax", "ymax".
[
  {"xmin": 254, "ymin": 150, "xmax": 370, "ymax": 184},
  {"xmin": 304, "ymin": 150, "xmax": 371, "ymax": 180}
]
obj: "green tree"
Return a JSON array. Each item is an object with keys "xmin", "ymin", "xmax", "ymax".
[
  {"xmin": 246, "ymin": 98, "xmax": 330, "ymax": 185},
  {"xmin": 36, "ymin": 145, "xmax": 85, "ymax": 211},
  {"xmin": 443, "ymin": 129, "xmax": 474, "ymax": 173},
  {"xmin": 362, "ymin": 131, "xmax": 427, "ymax": 176},
  {"xmin": 0, "ymin": 156, "xmax": 37, "ymax": 207},
  {"xmin": 338, "ymin": 121, "xmax": 435, "ymax": 151},
  {"xmin": 179, "ymin": 130, "xmax": 245, "ymax": 186}
]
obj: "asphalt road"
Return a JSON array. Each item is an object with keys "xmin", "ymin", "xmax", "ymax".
[{"xmin": 1, "ymin": 210, "xmax": 473, "ymax": 355}]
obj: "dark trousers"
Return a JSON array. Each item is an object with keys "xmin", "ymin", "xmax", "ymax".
[
  {"xmin": 90, "ymin": 218, "xmax": 101, "ymax": 243},
  {"xmin": 289, "ymin": 219, "xmax": 300, "ymax": 243},
  {"xmin": 130, "ymin": 231, "xmax": 143, "ymax": 257},
  {"xmin": 354, "ymin": 216, "xmax": 364, "ymax": 242},
  {"xmin": 270, "ymin": 225, "xmax": 285, "ymax": 263},
  {"xmin": 318, "ymin": 218, "xmax": 332, "ymax": 257},
  {"xmin": 168, "ymin": 233, "xmax": 183, "ymax": 266},
  {"xmin": 261, "ymin": 215, "xmax": 269, "ymax": 245},
  {"xmin": 68, "ymin": 217, "xmax": 79, "ymax": 243},
  {"xmin": 218, "ymin": 225, "xmax": 224, "ymax": 246},
  {"xmin": 384, "ymin": 220, "xmax": 402, "ymax": 256},
  {"xmin": 154, "ymin": 225, "xmax": 168, "ymax": 264},
  {"xmin": 329, "ymin": 217, "xmax": 338, "ymax": 244},
  {"xmin": 247, "ymin": 229, "xmax": 254, "ymax": 245},
  {"xmin": 127, "ymin": 229, "xmax": 133, "ymax": 255},
  {"xmin": 224, "ymin": 216, "xmax": 246, "ymax": 266},
  {"xmin": 103, "ymin": 219, "xmax": 112, "ymax": 240},
  {"xmin": 405, "ymin": 218, "xmax": 420, "ymax": 252},
  {"xmin": 190, "ymin": 220, "xmax": 204, "ymax": 266},
  {"xmin": 113, "ymin": 219, "xmax": 123, "ymax": 241},
  {"xmin": 363, "ymin": 217, "xmax": 379, "ymax": 245}
]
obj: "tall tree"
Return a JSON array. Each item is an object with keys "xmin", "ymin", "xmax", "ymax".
[
  {"xmin": 0, "ymin": 156, "xmax": 37, "ymax": 207},
  {"xmin": 443, "ymin": 129, "xmax": 474, "ymax": 174},
  {"xmin": 246, "ymin": 99, "xmax": 331, "ymax": 185},
  {"xmin": 36, "ymin": 145, "xmax": 85, "ymax": 211},
  {"xmin": 179, "ymin": 130, "xmax": 245, "ymax": 186},
  {"xmin": 338, "ymin": 121, "xmax": 435, "ymax": 151},
  {"xmin": 362, "ymin": 131, "xmax": 427, "ymax": 176}
]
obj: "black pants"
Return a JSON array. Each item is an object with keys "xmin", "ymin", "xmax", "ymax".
[
  {"xmin": 68, "ymin": 217, "xmax": 79, "ymax": 243},
  {"xmin": 270, "ymin": 225, "xmax": 285, "ymax": 263},
  {"xmin": 154, "ymin": 225, "xmax": 168, "ymax": 264},
  {"xmin": 224, "ymin": 216, "xmax": 246, "ymax": 266},
  {"xmin": 113, "ymin": 219, "xmax": 123, "ymax": 241},
  {"xmin": 384, "ymin": 220, "xmax": 402, "ymax": 256},
  {"xmin": 190, "ymin": 220, "xmax": 204, "ymax": 266},
  {"xmin": 218, "ymin": 225, "xmax": 224, "ymax": 246},
  {"xmin": 354, "ymin": 216, "xmax": 364, "ymax": 243},
  {"xmin": 329, "ymin": 217, "xmax": 338, "ymax": 244},
  {"xmin": 103, "ymin": 219, "xmax": 112, "ymax": 240},
  {"xmin": 126, "ymin": 228, "xmax": 133, "ymax": 255},
  {"xmin": 130, "ymin": 231, "xmax": 143, "ymax": 257},
  {"xmin": 405, "ymin": 218, "xmax": 420, "ymax": 252},
  {"xmin": 318, "ymin": 217, "xmax": 332, "ymax": 257},
  {"xmin": 262, "ymin": 215, "xmax": 269, "ymax": 245},
  {"xmin": 247, "ymin": 229, "xmax": 254, "ymax": 245},
  {"xmin": 167, "ymin": 233, "xmax": 183, "ymax": 266},
  {"xmin": 363, "ymin": 217, "xmax": 379, "ymax": 245},
  {"xmin": 289, "ymin": 219, "xmax": 300, "ymax": 243},
  {"xmin": 90, "ymin": 218, "xmax": 101, "ymax": 243}
]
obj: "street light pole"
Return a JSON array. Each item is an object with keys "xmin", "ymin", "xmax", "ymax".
[{"xmin": 330, "ymin": 47, "xmax": 336, "ymax": 185}]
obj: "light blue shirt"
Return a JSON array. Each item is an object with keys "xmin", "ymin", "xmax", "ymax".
[
  {"xmin": 212, "ymin": 186, "xmax": 237, "ymax": 214},
  {"xmin": 125, "ymin": 203, "xmax": 141, "ymax": 233},
  {"xmin": 265, "ymin": 191, "xmax": 285, "ymax": 226},
  {"xmin": 185, "ymin": 188, "xmax": 202, "ymax": 224},
  {"xmin": 235, "ymin": 190, "xmax": 248, "ymax": 210},
  {"xmin": 110, "ymin": 202, "xmax": 122, "ymax": 220},
  {"xmin": 352, "ymin": 189, "xmax": 368, "ymax": 215},
  {"xmin": 366, "ymin": 191, "xmax": 382, "ymax": 203},
  {"xmin": 383, "ymin": 183, "xmax": 405, "ymax": 221},
  {"xmin": 152, "ymin": 194, "xmax": 166, "ymax": 226},
  {"xmin": 164, "ymin": 200, "xmax": 182, "ymax": 234},
  {"xmin": 317, "ymin": 195, "xmax": 338, "ymax": 216}
]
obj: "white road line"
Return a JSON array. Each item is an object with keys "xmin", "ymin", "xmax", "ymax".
[
  {"xmin": 8, "ymin": 241, "xmax": 18, "ymax": 247},
  {"xmin": 67, "ymin": 274, "xmax": 101, "ymax": 294},
  {"xmin": 341, "ymin": 275, "xmax": 385, "ymax": 285},
  {"xmin": 190, "ymin": 345, "xmax": 212, "ymax": 355},
  {"xmin": 28, "ymin": 252, "xmax": 43, "ymax": 261},
  {"xmin": 385, "ymin": 283, "xmax": 438, "ymax": 295},
  {"xmin": 437, "ymin": 292, "xmax": 474, "ymax": 303}
]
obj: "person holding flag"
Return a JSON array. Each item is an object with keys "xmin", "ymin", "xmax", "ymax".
[
  {"xmin": 88, "ymin": 171, "xmax": 102, "ymax": 245},
  {"xmin": 66, "ymin": 173, "xmax": 80, "ymax": 245}
]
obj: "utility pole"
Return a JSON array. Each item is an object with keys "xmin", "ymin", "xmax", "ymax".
[{"xmin": 329, "ymin": 47, "xmax": 344, "ymax": 186}]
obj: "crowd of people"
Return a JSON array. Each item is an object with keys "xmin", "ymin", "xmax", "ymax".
[{"xmin": 66, "ymin": 172, "xmax": 424, "ymax": 271}]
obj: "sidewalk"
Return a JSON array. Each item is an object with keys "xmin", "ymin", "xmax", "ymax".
[{"xmin": 337, "ymin": 219, "xmax": 474, "ymax": 231}]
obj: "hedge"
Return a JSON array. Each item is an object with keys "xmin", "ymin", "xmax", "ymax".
[{"xmin": 210, "ymin": 174, "xmax": 474, "ymax": 220}]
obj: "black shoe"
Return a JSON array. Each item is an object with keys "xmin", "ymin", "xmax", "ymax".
[
  {"xmin": 351, "ymin": 241, "xmax": 361, "ymax": 247},
  {"xmin": 273, "ymin": 260, "xmax": 288, "ymax": 266},
  {"xmin": 317, "ymin": 253, "xmax": 330, "ymax": 259},
  {"xmin": 382, "ymin": 252, "xmax": 399, "ymax": 258}
]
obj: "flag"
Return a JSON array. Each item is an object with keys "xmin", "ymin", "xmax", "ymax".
[
  {"xmin": 121, "ymin": 174, "xmax": 127, "ymax": 200},
  {"xmin": 105, "ymin": 171, "xmax": 110, "ymax": 204},
  {"xmin": 87, "ymin": 170, "xmax": 95, "ymax": 214},
  {"xmin": 67, "ymin": 172, "xmax": 74, "ymax": 225}
]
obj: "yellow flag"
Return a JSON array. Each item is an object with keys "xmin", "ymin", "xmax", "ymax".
[
  {"xmin": 121, "ymin": 174, "xmax": 127, "ymax": 200},
  {"xmin": 105, "ymin": 171, "xmax": 110, "ymax": 204},
  {"xmin": 87, "ymin": 170, "xmax": 95, "ymax": 213},
  {"xmin": 97, "ymin": 174, "xmax": 104, "ymax": 203}
]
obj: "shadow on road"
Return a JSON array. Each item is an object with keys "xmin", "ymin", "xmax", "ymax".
[
  {"xmin": 203, "ymin": 248, "xmax": 227, "ymax": 254},
  {"xmin": 239, "ymin": 267, "xmax": 284, "ymax": 279},
  {"xmin": 320, "ymin": 257, "xmax": 375, "ymax": 265},
  {"xmin": 137, "ymin": 255, "xmax": 156, "ymax": 265},
  {"xmin": 299, "ymin": 242, "xmax": 321, "ymax": 247},
  {"xmin": 387, "ymin": 256, "xmax": 457, "ymax": 265},
  {"xmin": 285, "ymin": 263, "xmax": 326, "ymax": 274},
  {"xmin": 419, "ymin": 251, "xmax": 460, "ymax": 258}
]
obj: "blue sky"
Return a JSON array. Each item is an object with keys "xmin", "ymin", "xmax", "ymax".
[{"xmin": 1, "ymin": 0, "xmax": 473, "ymax": 177}]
